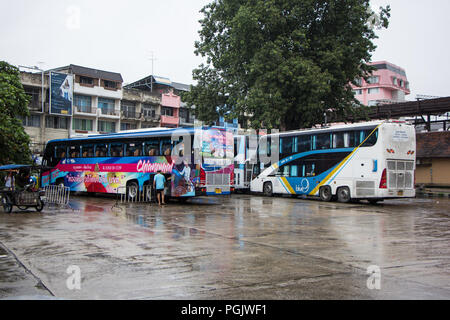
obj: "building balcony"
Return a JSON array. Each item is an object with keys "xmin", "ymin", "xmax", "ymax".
[
  {"xmin": 74, "ymin": 105, "xmax": 97, "ymax": 116},
  {"xmin": 141, "ymin": 113, "xmax": 160, "ymax": 122},
  {"xmin": 120, "ymin": 110, "xmax": 139, "ymax": 120},
  {"xmin": 179, "ymin": 117, "xmax": 195, "ymax": 126},
  {"xmin": 28, "ymin": 103, "xmax": 43, "ymax": 112},
  {"xmin": 97, "ymin": 108, "xmax": 120, "ymax": 119},
  {"xmin": 160, "ymin": 115, "xmax": 179, "ymax": 127},
  {"xmin": 74, "ymin": 83, "xmax": 123, "ymax": 100}
]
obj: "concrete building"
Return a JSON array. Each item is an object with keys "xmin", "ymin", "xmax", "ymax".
[
  {"xmin": 18, "ymin": 64, "xmax": 195, "ymax": 155},
  {"xmin": 52, "ymin": 64, "xmax": 124, "ymax": 136},
  {"xmin": 415, "ymin": 131, "xmax": 450, "ymax": 187},
  {"xmin": 352, "ymin": 61, "xmax": 410, "ymax": 106},
  {"xmin": 124, "ymin": 75, "xmax": 194, "ymax": 128}
]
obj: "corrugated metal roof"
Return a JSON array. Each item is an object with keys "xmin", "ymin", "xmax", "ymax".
[
  {"xmin": 171, "ymin": 82, "xmax": 190, "ymax": 92},
  {"xmin": 69, "ymin": 64, "xmax": 123, "ymax": 82},
  {"xmin": 417, "ymin": 131, "xmax": 450, "ymax": 158}
]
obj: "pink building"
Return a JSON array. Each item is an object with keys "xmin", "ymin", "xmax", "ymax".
[
  {"xmin": 160, "ymin": 91, "xmax": 180, "ymax": 128},
  {"xmin": 351, "ymin": 61, "xmax": 410, "ymax": 106}
]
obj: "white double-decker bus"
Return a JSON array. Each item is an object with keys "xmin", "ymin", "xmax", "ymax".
[{"xmin": 250, "ymin": 120, "xmax": 416, "ymax": 203}]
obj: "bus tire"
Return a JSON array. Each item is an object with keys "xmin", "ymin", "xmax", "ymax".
[
  {"xmin": 263, "ymin": 182, "xmax": 273, "ymax": 197},
  {"xmin": 319, "ymin": 186, "xmax": 332, "ymax": 202},
  {"xmin": 127, "ymin": 181, "xmax": 139, "ymax": 199},
  {"xmin": 337, "ymin": 187, "xmax": 351, "ymax": 203}
]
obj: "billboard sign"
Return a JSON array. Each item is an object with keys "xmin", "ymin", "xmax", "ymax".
[{"xmin": 50, "ymin": 72, "xmax": 73, "ymax": 116}]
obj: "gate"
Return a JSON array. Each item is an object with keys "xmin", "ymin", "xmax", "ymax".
[
  {"xmin": 117, "ymin": 185, "xmax": 153, "ymax": 203},
  {"xmin": 44, "ymin": 185, "xmax": 70, "ymax": 206}
]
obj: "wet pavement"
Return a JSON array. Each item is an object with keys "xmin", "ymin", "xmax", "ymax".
[{"xmin": 0, "ymin": 194, "xmax": 449, "ymax": 299}]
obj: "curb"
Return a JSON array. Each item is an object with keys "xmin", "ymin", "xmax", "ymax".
[{"xmin": 416, "ymin": 191, "xmax": 450, "ymax": 198}]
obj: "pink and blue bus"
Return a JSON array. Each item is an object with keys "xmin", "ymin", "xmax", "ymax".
[{"xmin": 41, "ymin": 127, "xmax": 234, "ymax": 199}]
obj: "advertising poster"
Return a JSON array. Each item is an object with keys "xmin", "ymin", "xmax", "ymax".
[{"xmin": 50, "ymin": 72, "xmax": 73, "ymax": 116}]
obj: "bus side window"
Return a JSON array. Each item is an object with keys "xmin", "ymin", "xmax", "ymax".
[
  {"xmin": 290, "ymin": 165, "xmax": 298, "ymax": 177},
  {"xmin": 145, "ymin": 140, "xmax": 159, "ymax": 156},
  {"xmin": 82, "ymin": 145, "xmax": 94, "ymax": 157},
  {"xmin": 333, "ymin": 132, "xmax": 345, "ymax": 149},
  {"xmin": 161, "ymin": 139, "xmax": 172, "ymax": 156},
  {"xmin": 315, "ymin": 133, "xmax": 331, "ymax": 150},
  {"xmin": 348, "ymin": 130, "xmax": 358, "ymax": 147},
  {"xmin": 305, "ymin": 162, "xmax": 315, "ymax": 176},
  {"xmin": 95, "ymin": 144, "xmax": 108, "ymax": 157},
  {"xmin": 56, "ymin": 146, "xmax": 67, "ymax": 159},
  {"xmin": 69, "ymin": 145, "xmax": 80, "ymax": 158},
  {"xmin": 126, "ymin": 143, "xmax": 142, "ymax": 157},
  {"xmin": 361, "ymin": 129, "xmax": 378, "ymax": 147},
  {"xmin": 298, "ymin": 135, "xmax": 311, "ymax": 153},
  {"xmin": 280, "ymin": 137, "xmax": 293, "ymax": 156},
  {"xmin": 110, "ymin": 143, "xmax": 123, "ymax": 157}
]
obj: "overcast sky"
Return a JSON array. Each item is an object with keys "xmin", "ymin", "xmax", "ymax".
[{"xmin": 1, "ymin": 0, "xmax": 449, "ymax": 101}]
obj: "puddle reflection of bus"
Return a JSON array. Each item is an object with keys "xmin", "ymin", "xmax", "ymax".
[{"xmin": 41, "ymin": 127, "xmax": 234, "ymax": 200}]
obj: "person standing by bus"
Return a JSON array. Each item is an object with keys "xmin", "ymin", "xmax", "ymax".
[{"xmin": 153, "ymin": 170, "xmax": 166, "ymax": 206}]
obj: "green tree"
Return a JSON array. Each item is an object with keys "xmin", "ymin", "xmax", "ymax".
[
  {"xmin": 0, "ymin": 61, "xmax": 32, "ymax": 164},
  {"xmin": 184, "ymin": 0, "xmax": 390, "ymax": 130}
]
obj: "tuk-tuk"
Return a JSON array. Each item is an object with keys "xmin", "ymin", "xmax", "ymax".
[{"xmin": 0, "ymin": 164, "xmax": 45, "ymax": 213}]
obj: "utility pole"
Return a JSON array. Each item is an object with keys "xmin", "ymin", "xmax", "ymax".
[{"xmin": 148, "ymin": 51, "xmax": 157, "ymax": 93}]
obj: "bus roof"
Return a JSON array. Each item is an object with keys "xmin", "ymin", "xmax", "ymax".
[
  {"xmin": 276, "ymin": 120, "xmax": 386, "ymax": 137},
  {"xmin": 45, "ymin": 126, "xmax": 228, "ymax": 145}
]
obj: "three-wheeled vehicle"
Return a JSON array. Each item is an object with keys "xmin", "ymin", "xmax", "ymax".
[{"xmin": 0, "ymin": 164, "xmax": 45, "ymax": 213}]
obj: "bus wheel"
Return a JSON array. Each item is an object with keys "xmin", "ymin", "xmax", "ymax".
[
  {"xmin": 337, "ymin": 187, "xmax": 351, "ymax": 203},
  {"xmin": 127, "ymin": 182, "xmax": 139, "ymax": 199},
  {"xmin": 263, "ymin": 182, "xmax": 273, "ymax": 197},
  {"xmin": 319, "ymin": 186, "xmax": 332, "ymax": 202}
]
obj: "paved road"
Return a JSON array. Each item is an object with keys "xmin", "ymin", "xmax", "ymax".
[{"xmin": 0, "ymin": 194, "xmax": 449, "ymax": 299}]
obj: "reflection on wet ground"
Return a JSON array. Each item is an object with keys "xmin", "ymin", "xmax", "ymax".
[{"xmin": 0, "ymin": 194, "xmax": 449, "ymax": 299}]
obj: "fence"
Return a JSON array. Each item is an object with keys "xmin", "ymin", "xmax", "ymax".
[
  {"xmin": 117, "ymin": 185, "xmax": 153, "ymax": 203},
  {"xmin": 44, "ymin": 185, "xmax": 70, "ymax": 206}
]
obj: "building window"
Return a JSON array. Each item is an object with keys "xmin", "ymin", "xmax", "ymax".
[
  {"xmin": 120, "ymin": 123, "xmax": 137, "ymax": 131},
  {"xmin": 354, "ymin": 78, "xmax": 363, "ymax": 86},
  {"xmin": 142, "ymin": 104, "xmax": 156, "ymax": 118},
  {"xmin": 74, "ymin": 94, "xmax": 92, "ymax": 113},
  {"xmin": 368, "ymin": 100, "xmax": 378, "ymax": 107},
  {"xmin": 73, "ymin": 118, "xmax": 93, "ymax": 131},
  {"xmin": 121, "ymin": 101, "xmax": 136, "ymax": 118},
  {"xmin": 98, "ymin": 98, "xmax": 116, "ymax": 115},
  {"xmin": 353, "ymin": 89, "xmax": 363, "ymax": 95},
  {"xmin": 104, "ymin": 80, "xmax": 117, "ymax": 89},
  {"xmin": 23, "ymin": 86, "xmax": 41, "ymax": 109},
  {"xmin": 80, "ymin": 76, "xmax": 94, "ymax": 86},
  {"xmin": 161, "ymin": 107, "xmax": 174, "ymax": 117},
  {"xmin": 46, "ymin": 116, "xmax": 69, "ymax": 129},
  {"xmin": 366, "ymin": 76, "xmax": 380, "ymax": 84},
  {"xmin": 368, "ymin": 87, "xmax": 380, "ymax": 94},
  {"xmin": 18, "ymin": 115, "xmax": 41, "ymax": 127},
  {"xmin": 98, "ymin": 120, "xmax": 116, "ymax": 133},
  {"xmin": 392, "ymin": 76, "xmax": 397, "ymax": 86}
]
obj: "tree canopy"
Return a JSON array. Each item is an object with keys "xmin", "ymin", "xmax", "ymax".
[
  {"xmin": 183, "ymin": 0, "xmax": 390, "ymax": 130},
  {"xmin": 0, "ymin": 61, "xmax": 32, "ymax": 164}
]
